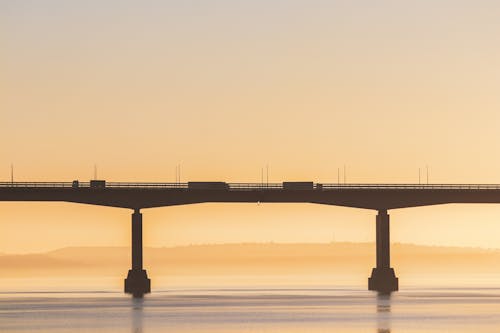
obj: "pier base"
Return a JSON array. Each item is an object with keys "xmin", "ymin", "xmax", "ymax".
[
  {"xmin": 368, "ymin": 267, "xmax": 398, "ymax": 294},
  {"xmin": 124, "ymin": 269, "xmax": 151, "ymax": 298}
]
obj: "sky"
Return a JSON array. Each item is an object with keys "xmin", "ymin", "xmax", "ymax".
[{"xmin": 1, "ymin": 0, "xmax": 500, "ymax": 253}]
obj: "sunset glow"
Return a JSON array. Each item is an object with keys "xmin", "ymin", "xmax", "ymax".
[{"xmin": 2, "ymin": 0, "xmax": 500, "ymax": 254}]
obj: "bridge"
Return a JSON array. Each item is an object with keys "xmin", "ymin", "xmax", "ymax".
[{"xmin": 2, "ymin": 180, "xmax": 500, "ymax": 297}]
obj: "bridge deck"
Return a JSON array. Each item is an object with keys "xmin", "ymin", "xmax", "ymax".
[{"xmin": 2, "ymin": 182, "xmax": 500, "ymax": 210}]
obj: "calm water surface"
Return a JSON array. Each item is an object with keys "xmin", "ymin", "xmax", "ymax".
[{"xmin": 2, "ymin": 287, "xmax": 500, "ymax": 332}]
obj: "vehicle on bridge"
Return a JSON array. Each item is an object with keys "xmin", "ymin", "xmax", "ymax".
[
  {"xmin": 90, "ymin": 180, "xmax": 106, "ymax": 188},
  {"xmin": 187, "ymin": 182, "xmax": 229, "ymax": 190},
  {"xmin": 283, "ymin": 181, "xmax": 314, "ymax": 190}
]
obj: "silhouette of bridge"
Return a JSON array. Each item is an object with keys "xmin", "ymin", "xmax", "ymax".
[{"xmin": 2, "ymin": 180, "xmax": 500, "ymax": 297}]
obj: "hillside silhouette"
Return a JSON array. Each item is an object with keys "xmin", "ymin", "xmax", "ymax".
[{"xmin": 2, "ymin": 243, "xmax": 500, "ymax": 289}]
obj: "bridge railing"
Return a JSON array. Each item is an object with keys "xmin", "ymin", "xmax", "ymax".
[
  {"xmin": 227, "ymin": 183, "xmax": 500, "ymax": 190},
  {"xmin": 107, "ymin": 182, "xmax": 188, "ymax": 188},
  {"xmin": 320, "ymin": 184, "xmax": 500, "ymax": 189},
  {"xmin": 0, "ymin": 182, "xmax": 76, "ymax": 188},
  {"xmin": 321, "ymin": 184, "xmax": 500, "ymax": 190},
  {"xmin": 2, "ymin": 182, "xmax": 500, "ymax": 190},
  {"xmin": 0, "ymin": 182, "xmax": 189, "ymax": 188}
]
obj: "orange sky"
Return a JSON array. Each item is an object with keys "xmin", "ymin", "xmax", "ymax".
[{"xmin": 2, "ymin": 0, "xmax": 500, "ymax": 253}]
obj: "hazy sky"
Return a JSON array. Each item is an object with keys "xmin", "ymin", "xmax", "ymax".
[{"xmin": 2, "ymin": 0, "xmax": 500, "ymax": 253}]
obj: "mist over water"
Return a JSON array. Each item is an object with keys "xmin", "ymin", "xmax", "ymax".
[
  {"xmin": 2, "ymin": 287, "xmax": 500, "ymax": 333},
  {"xmin": 3, "ymin": 244, "xmax": 500, "ymax": 332}
]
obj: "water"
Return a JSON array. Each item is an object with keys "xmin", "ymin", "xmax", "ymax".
[{"xmin": 2, "ymin": 287, "xmax": 500, "ymax": 332}]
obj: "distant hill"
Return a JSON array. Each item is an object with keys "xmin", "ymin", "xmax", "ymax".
[{"xmin": 2, "ymin": 243, "xmax": 500, "ymax": 288}]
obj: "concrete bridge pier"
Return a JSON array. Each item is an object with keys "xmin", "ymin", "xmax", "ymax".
[
  {"xmin": 368, "ymin": 209, "xmax": 399, "ymax": 293},
  {"xmin": 124, "ymin": 209, "xmax": 151, "ymax": 298}
]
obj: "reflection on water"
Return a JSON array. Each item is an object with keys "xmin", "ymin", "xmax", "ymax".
[
  {"xmin": 376, "ymin": 293, "xmax": 391, "ymax": 333},
  {"xmin": 3, "ymin": 288, "xmax": 500, "ymax": 332},
  {"xmin": 131, "ymin": 297, "xmax": 143, "ymax": 333}
]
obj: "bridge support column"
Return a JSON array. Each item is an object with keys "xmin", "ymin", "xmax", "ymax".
[
  {"xmin": 124, "ymin": 209, "xmax": 151, "ymax": 298},
  {"xmin": 368, "ymin": 209, "xmax": 398, "ymax": 293}
]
